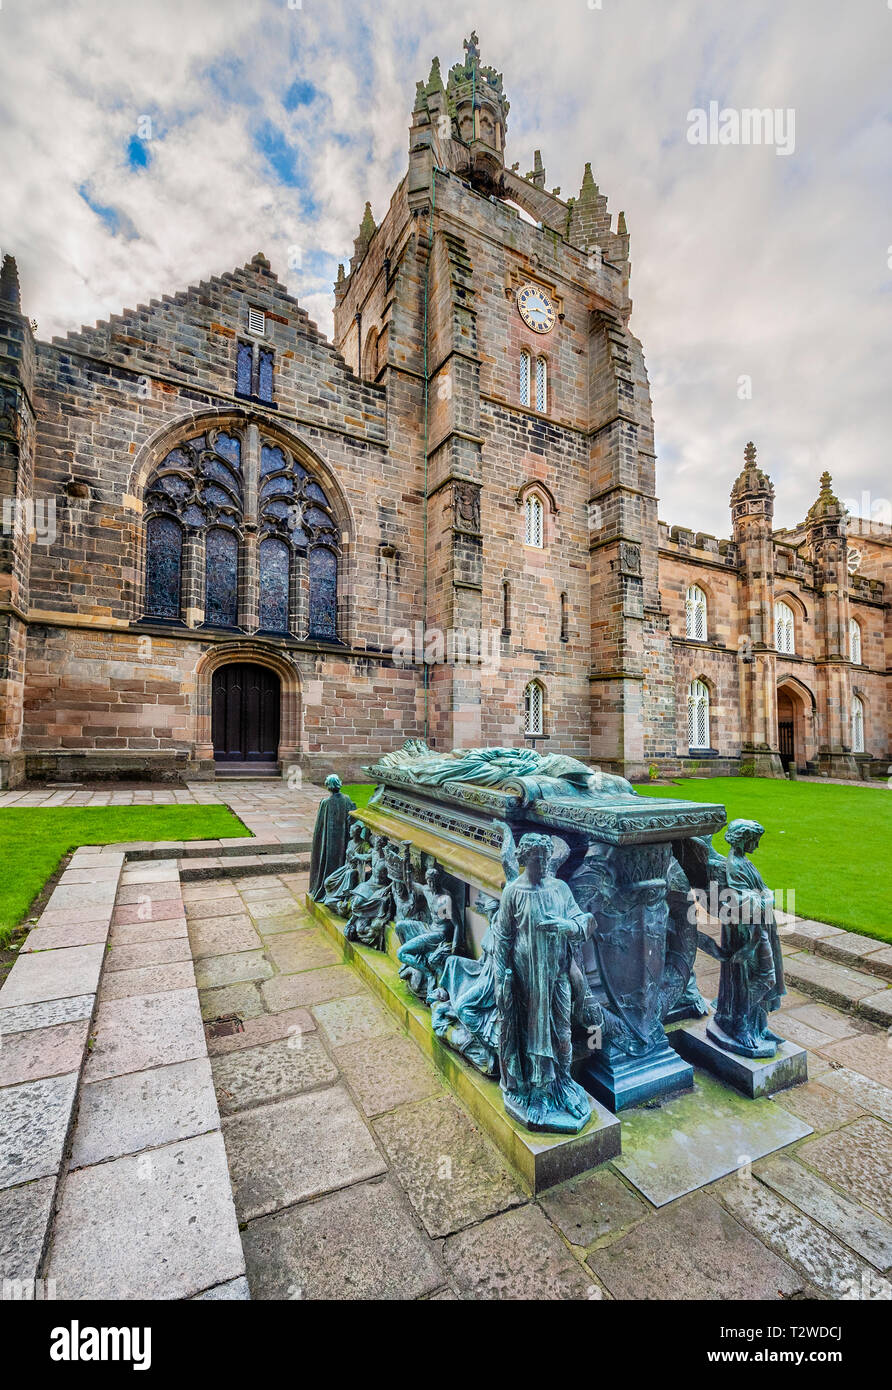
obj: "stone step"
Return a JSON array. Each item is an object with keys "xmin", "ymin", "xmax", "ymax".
[
  {"xmin": 177, "ymin": 853, "xmax": 309, "ymax": 882},
  {"xmin": 118, "ymin": 839, "xmax": 311, "ymax": 861},
  {"xmin": 783, "ymin": 919, "xmax": 892, "ymax": 982},
  {"xmin": 781, "ymin": 949, "xmax": 892, "ymax": 1028}
]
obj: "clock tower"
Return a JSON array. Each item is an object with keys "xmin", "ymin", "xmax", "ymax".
[{"xmin": 333, "ymin": 34, "xmax": 669, "ymax": 777}]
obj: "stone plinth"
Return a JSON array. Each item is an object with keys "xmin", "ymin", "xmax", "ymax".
[{"xmin": 669, "ymin": 1016, "xmax": 808, "ymax": 1099}]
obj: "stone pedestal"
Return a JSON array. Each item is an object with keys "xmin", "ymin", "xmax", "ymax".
[
  {"xmin": 669, "ymin": 1016, "xmax": 807, "ymax": 1099},
  {"xmin": 579, "ymin": 1039, "xmax": 693, "ymax": 1112}
]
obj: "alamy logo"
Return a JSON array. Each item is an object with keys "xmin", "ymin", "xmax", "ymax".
[
  {"xmin": 49, "ymin": 1322, "xmax": 151, "ymax": 1371},
  {"xmin": 1, "ymin": 497, "xmax": 56, "ymax": 544},
  {"xmin": 687, "ymin": 102, "xmax": 796, "ymax": 157}
]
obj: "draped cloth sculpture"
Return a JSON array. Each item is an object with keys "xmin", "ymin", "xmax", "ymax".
[
  {"xmin": 699, "ymin": 819, "xmax": 786, "ymax": 1058},
  {"xmin": 493, "ymin": 833, "xmax": 594, "ymax": 1133},
  {"xmin": 309, "ymin": 775, "xmax": 356, "ymax": 900}
]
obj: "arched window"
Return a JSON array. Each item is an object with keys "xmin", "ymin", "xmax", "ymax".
[
  {"xmin": 143, "ymin": 425, "xmax": 341, "ymax": 640},
  {"xmin": 851, "ymin": 696, "xmax": 865, "ymax": 754},
  {"xmin": 524, "ymin": 680, "xmax": 544, "ymax": 736},
  {"xmin": 535, "ymin": 355, "xmax": 547, "ymax": 413},
  {"xmin": 524, "ymin": 493, "xmax": 544, "ymax": 548},
  {"xmin": 685, "ymin": 585, "xmax": 707, "ymax": 641},
  {"xmin": 774, "ymin": 601, "xmax": 795, "ymax": 655},
  {"xmin": 688, "ymin": 679, "xmax": 710, "ymax": 749},
  {"xmin": 849, "ymin": 618, "xmax": 862, "ymax": 665},
  {"xmin": 519, "ymin": 349, "xmax": 531, "ymax": 408}
]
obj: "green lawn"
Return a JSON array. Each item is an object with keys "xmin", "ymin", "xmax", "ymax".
[
  {"xmin": 634, "ymin": 778, "xmax": 891, "ymax": 941},
  {"xmin": 0, "ymin": 807, "xmax": 250, "ymax": 944},
  {"xmin": 344, "ymin": 776, "xmax": 890, "ymax": 942}
]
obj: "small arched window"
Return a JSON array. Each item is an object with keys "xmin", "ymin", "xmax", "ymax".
[
  {"xmin": 524, "ymin": 680, "xmax": 544, "ymax": 736},
  {"xmin": 519, "ymin": 349, "xmax": 531, "ymax": 408},
  {"xmin": 774, "ymin": 601, "xmax": 795, "ymax": 655},
  {"xmin": 688, "ymin": 679, "xmax": 710, "ymax": 749},
  {"xmin": 851, "ymin": 696, "xmax": 865, "ymax": 754},
  {"xmin": 535, "ymin": 355, "xmax": 547, "ymax": 413},
  {"xmin": 685, "ymin": 585, "xmax": 707, "ymax": 641},
  {"xmin": 560, "ymin": 591, "xmax": 569, "ymax": 642},
  {"xmin": 849, "ymin": 618, "xmax": 862, "ymax": 665},
  {"xmin": 524, "ymin": 494, "xmax": 544, "ymax": 548},
  {"xmin": 501, "ymin": 579, "xmax": 511, "ymax": 635}
]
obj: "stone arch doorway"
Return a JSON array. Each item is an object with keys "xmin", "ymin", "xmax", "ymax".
[
  {"xmin": 776, "ymin": 678, "xmax": 814, "ymax": 773},
  {"xmin": 777, "ymin": 687, "xmax": 795, "ymax": 769},
  {"xmin": 195, "ymin": 643, "xmax": 302, "ymax": 775},
  {"xmin": 212, "ymin": 663, "xmax": 280, "ymax": 765}
]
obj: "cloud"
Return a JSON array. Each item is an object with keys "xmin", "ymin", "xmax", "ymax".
[{"xmin": 0, "ymin": 0, "xmax": 889, "ymax": 535}]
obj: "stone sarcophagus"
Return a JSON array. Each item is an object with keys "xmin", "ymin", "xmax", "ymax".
[{"xmin": 317, "ymin": 744, "xmax": 727, "ymax": 1116}]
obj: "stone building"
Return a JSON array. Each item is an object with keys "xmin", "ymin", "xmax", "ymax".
[{"xmin": 1, "ymin": 34, "xmax": 888, "ymax": 787}]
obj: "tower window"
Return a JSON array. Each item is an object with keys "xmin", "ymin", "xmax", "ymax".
[
  {"xmin": 688, "ymin": 679, "xmax": 710, "ymax": 749},
  {"xmin": 236, "ymin": 341, "xmax": 275, "ymax": 405},
  {"xmin": 685, "ymin": 585, "xmax": 707, "ymax": 641},
  {"xmin": 535, "ymin": 355, "xmax": 547, "ymax": 413},
  {"xmin": 523, "ymin": 680, "xmax": 544, "ymax": 736},
  {"xmin": 519, "ymin": 349, "xmax": 531, "ymax": 408},
  {"xmin": 849, "ymin": 618, "xmax": 862, "ymax": 665},
  {"xmin": 774, "ymin": 601, "xmax": 795, "ymax": 655},
  {"xmin": 851, "ymin": 695, "xmax": 865, "ymax": 753},
  {"xmin": 248, "ymin": 306, "xmax": 266, "ymax": 336},
  {"xmin": 524, "ymin": 493, "xmax": 544, "ymax": 548}
]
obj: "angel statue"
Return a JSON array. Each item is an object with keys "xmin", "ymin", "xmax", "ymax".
[{"xmin": 492, "ymin": 831, "xmax": 594, "ymax": 1133}]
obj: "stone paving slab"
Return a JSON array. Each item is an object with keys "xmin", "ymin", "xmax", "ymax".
[
  {"xmin": 85, "ymin": 988, "xmax": 207, "ymax": 1083},
  {"xmin": 0, "ymin": 1019, "xmax": 90, "ymax": 1088},
  {"xmin": 817, "ymin": 1032, "xmax": 892, "ymax": 1088},
  {"xmin": 538, "ymin": 1168, "xmax": 648, "ymax": 1249},
  {"xmin": 117, "ymin": 882, "xmax": 188, "ymax": 905},
  {"xmin": 48, "ymin": 1132, "xmax": 245, "ymax": 1300},
  {"xmin": 251, "ymin": 911, "xmax": 310, "ymax": 935},
  {"xmin": 265, "ymin": 930, "xmax": 341, "ymax": 975},
  {"xmin": 312, "ymin": 992, "xmax": 398, "ymax": 1050},
  {"xmin": 22, "ymin": 920, "xmax": 110, "ymax": 953},
  {"xmin": 820, "ymin": 1068, "xmax": 892, "ymax": 1125},
  {"xmin": 112, "ymin": 899, "xmax": 185, "ymax": 926},
  {"xmin": 106, "ymin": 937, "xmax": 193, "ymax": 972},
  {"xmin": 0, "ymin": 1175, "xmax": 56, "ymax": 1282},
  {"xmin": 755, "ymin": 1153, "xmax": 892, "ymax": 1272},
  {"xmin": 372, "ymin": 1095, "xmax": 525, "ymax": 1239},
  {"xmin": 194, "ymin": 951, "xmax": 273, "ymax": 990},
  {"xmin": 241, "ymin": 1177, "xmax": 444, "ymax": 1300},
  {"xmin": 109, "ymin": 919, "xmax": 189, "ymax": 951},
  {"xmin": 211, "ymin": 1035, "xmax": 338, "ymax": 1115},
  {"xmin": 99, "ymin": 960, "xmax": 196, "ymax": 1002},
  {"xmin": 0, "ymin": 943, "xmax": 106, "ymax": 1008},
  {"xmin": 335, "ymin": 1034, "xmax": 442, "ymax": 1118},
  {"xmin": 0, "ymin": 1072, "xmax": 79, "ymax": 1189},
  {"xmin": 612, "ymin": 1072, "xmax": 812, "ymax": 1207},
  {"xmin": 587, "ymin": 1190, "xmax": 804, "ymax": 1300},
  {"xmin": 260, "ymin": 965, "xmax": 364, "ymax": 1012},
  {"xmin": 796, "ymin": 1117, "xmax": 892, "ymax": 1224},
  {"xmin": 771, "ymin": 1080, "xmax": 866, "ymax": 1133},
  {"xmin": 0, "ymin": 994, "xmax": 94, "ymax": 1036},
  {"xmin": 247, "ymin": 897, "xmax": 307, "ymax": 921},
  {"xmin": 784, "ymin": 1000, "xmax": 872, "ymax": 1040},
  {"xmin": 200, "ymin": 982, "xmax": 265, "ymax": 1022},
  {"xmin": 717, "ymin": 1174, "xmax": 887, "ymax": 1299},
  {"xmin": 443, "ymin": 1201, "xmax": 598, "ymax": 1300},
  {"xmin": 70, "ymin": 1057, "xmax": 220, "ymax": 1168},
  {"xmin": 44, "ymin": 882, "xmax": 117, "ymax": 912},
  {"xmin": 185, "ymin": 897, "xmax": 247, "ymax": 920},
  {"xmin": 187, "ymin": 916, "xmax": 263, "ymax": 959},
  {"xmin": 222, "ymin": 1085, "xmax": 387, "ymax": 1222}
]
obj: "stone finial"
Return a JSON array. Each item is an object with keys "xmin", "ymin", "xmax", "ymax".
[
  {"xmin": 744, "ymin": 440, "xmax": 757, "ymax": 466},
  {"xmin": 250, "ymin": 251, "xmax": 271, "ymax": 269},
  {"xmin": 464, "ymin": 30, "xmax": 481, "ymax": 64},
  {"xmin": 0, "ymin": 254, "xmax": 22, "ymax": 310},
  {"xmin": 579, "ymin": 162, "xmax": 599, "ymax": 200},
  {"xmin": 426, "ymin": 56, "xmax": 444, "ymax": 95},
  {"xmin": 806, "ymin": 470, "xmax": 844, "ymax": 524},
  {"xmin": 731, "ymin": 441, "xmax": 774, "ymax": 507},
  {"xmin": 617, "ymin": 211, "xmax": 628, "ymax": 236}
]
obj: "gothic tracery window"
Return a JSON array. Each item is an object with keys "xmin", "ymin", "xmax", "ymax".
[
  {"xmin": 519, "ymin": 349, "xmax": 531, "ymax": 408},
  {"xmin": 851, "ymin": 695, "xmax": 864, "ymax": 753},
  {"xmin": 524, "ymin": 493, "xmax": 544, "ymax": 548},
  {"xmin": 523, "ymin": 679, "xmax": 544, "ymax": 736},
  {"xmin": 685, "ymin": 584, "xmax": 707, "ymax": 641},
  {"xmin": 849, "ymin": 617, "xmax": 862, "ymax": 665},
  {"xmin": 535, "ymin": 355, "xmax": 547, "ymax": 413},
  {"xmin": 775, "ymin": 601, "xmax": 795, "ymax": 655},
  {"xmin": 142, "ymin": 425, "xmax": 341, "ymax": 641},
  {"xmin": 688, "ymin": 678, "xmax": 710, "ymax": 749}
]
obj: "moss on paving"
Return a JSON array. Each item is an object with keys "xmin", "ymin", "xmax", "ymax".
[
  {"xmin": 344, "ymin": 776, "xmax": 889, "ymax": 942},
  {"xmin": 0, "ymin": 806, "xmax": 250, "ymax": 944}
]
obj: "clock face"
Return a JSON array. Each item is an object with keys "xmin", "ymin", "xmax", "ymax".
[{"xmin": 516, "ymin": 283, "xmax": 556, "ymax": 334}]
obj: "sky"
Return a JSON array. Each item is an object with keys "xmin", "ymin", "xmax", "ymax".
[{"xmin": 1, "ymin": 0, "xmax": 889, "ymax": 536}]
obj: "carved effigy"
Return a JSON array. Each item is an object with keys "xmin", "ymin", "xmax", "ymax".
[
  {"xmin": 344, "ymin": 857, "xmax": 393, "ymax": 949},
  {"xmin": 697, "ymin": 819, "xmax": 786, "ymax": 1058},
  {"xmin": 395, "ymin": 862, "xmax": 463, "ymax": 1005},
  {"xmin": 308, "ymin": 774, "xmax": 356, "ymax": 900},
  {"xmin": 318, "ymin": 821, "xmax": 371, "ymax": 916},
  {"xmin": 431, "ymin": 891, "xmax": 501, "ymax": 1076}
]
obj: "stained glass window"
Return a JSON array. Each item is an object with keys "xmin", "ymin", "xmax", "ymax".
[
  {"xmin": 144, "ymin": 516, "xmax": 182, "ymax": 620},
  {"xmin": 261, "ymin": 444, "xmax": 287, "ymax": 476},
  {"xmin": 205, "ymin": 527, "xmax": 239, "ymax": 628},
  {"xmin": 236, "ymin": 342, "xmax": 253, "ymax": 396},
  {"xmin": 259, "ymin": 538, "xmax": 290, "ymax": 633},
  {"xmin": 308, "ymin": 546, "xmax": 338, "ymax": 640},
  {"xmin": 215, "ymin": 433, "xmax": 240, "ymax": 468}
]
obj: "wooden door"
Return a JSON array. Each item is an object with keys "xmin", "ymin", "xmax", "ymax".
[{"xmin": 212, "ymin": 663, "xmax": 280, "ymax": 762}]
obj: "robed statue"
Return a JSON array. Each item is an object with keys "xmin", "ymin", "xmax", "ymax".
[
  {"xmin": 493, "ymin": 832, "xmax": 593, "ymax": 1133},
  {"xmin": 309, "ymin": 775, "xmax": 356, "ymax": 900}
]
